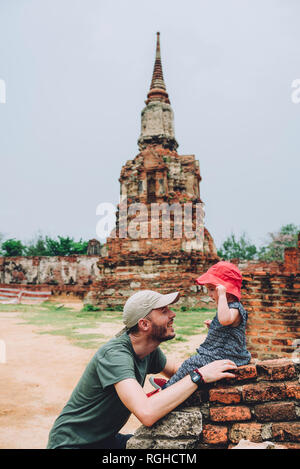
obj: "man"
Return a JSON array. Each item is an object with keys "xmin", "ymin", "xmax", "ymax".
[{"xmin": 47, "ymin": 290, "xmax": 236, "ymax": 449}]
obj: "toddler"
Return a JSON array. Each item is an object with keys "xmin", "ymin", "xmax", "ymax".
[{"xmin": 151, "ymin": 261, "xmax": 251, "ymax": 390}]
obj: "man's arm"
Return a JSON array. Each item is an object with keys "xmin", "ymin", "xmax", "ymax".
[
  {"xmin": 115, "ymin": 360, "xmax": 237, "ymax": 427},
  {"xmin": 160, "ymin": 357, "xmax": 181, "ymax": 378}
]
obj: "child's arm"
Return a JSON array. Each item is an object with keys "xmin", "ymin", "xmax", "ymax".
[{"xmin": 216, "ymin": 285, "xmax": 240, "ymax": 326}]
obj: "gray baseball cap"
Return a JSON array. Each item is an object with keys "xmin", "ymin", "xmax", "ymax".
[{"xmin": 116, "ymin": 290, "xmax": 180, "ymax": 336}]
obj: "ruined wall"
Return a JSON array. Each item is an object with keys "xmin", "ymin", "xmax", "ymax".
[
  {"xmin": 0, "ymin": 255, "xmax": 101, "ymax": 298},
  {"xmin": 237, "ymin": 240, "xmax": 300, "ymax": 360},
  {"xmin": 127, "ymin": 359, "xmax": 300, "ymax": 449}
]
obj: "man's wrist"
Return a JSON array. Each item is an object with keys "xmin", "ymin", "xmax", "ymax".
[{"xmin": 194, "ymin": 368, "xmax": 206, "ymax": 384}]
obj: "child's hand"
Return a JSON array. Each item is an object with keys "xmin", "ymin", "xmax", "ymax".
[
  {"xmin": 204, "ymin": 319, "xmax": 212, "ymax": 329},
  {"xmin": 216, "ymin": 284, "xmax": 226, "ymax": 297}
]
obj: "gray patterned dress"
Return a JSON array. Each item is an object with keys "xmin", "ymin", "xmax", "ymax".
[{"xmin": 164, "ymin": 302, "xmax": 251, "ymax": 388}]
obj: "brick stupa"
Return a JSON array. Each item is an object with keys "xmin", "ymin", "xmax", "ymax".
[{"xmin": 92, "ymin": 33, "xmax": 219, "ymax": 308}]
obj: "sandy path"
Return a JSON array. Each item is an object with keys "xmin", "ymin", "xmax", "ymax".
[{"xmin": 0, "ymin": 310, "xmax": 206, "ymax": 449}]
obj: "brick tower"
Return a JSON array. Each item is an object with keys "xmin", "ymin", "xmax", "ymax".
[{"xmin": 93, "ymin": 33, "xmax": 219, "ymax": 308}]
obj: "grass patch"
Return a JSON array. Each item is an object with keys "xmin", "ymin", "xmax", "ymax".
[
  {"xmin": 0, "ymin": 301, "xmax": 122, "ymax": 349},
  {"xmin": 0, "ymin": 301, "xmax": 215, "ymax": 351}
]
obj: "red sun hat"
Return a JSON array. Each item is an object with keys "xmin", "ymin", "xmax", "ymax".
[{"xmin": 195, "ymin": 261, "xmax": 242, "ymax": 300}]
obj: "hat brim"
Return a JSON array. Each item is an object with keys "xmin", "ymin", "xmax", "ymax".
[
  {"xmin": 196, "ymin": 274, "xmax": 241, "ymax": 300},
  {"xmin": 153, "ymin": 291, "xmax": 180, "ymax": 309},
  {"xmin": 195, "ymin": 272, "xmax": 221, "ymax": 286}
]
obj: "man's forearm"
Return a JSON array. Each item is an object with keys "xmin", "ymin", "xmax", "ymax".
[{"xmin": 143, "ymin": 374, "xmax": 198, "ymax": 425}]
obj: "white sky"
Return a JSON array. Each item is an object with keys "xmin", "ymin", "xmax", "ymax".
[{"xmin": 0, "ymin": 0, "xmax": 299, "ymax": 248}]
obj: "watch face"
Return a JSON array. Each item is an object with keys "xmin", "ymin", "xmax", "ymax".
[{"xmin": 191, "ymin": 371, "xmax": 200, "ymax": 384}]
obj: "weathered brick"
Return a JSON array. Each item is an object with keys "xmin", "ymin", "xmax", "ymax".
[
  {"xmin": 210, "ymin": 406, "xmax": 251, "ymax": 422},
  {"xmin": 285, "ymin": 381, "xmax": 300, "ymax": 400},
  {"xmin": 242, "ymin": 382, "xmax": 287, "ymax": 402},
  {"xmin": 229, "ymin": 423, "xmax": 271, "ymax": 443},
  {"xmin": 209, "ymin": 387, "xmax": 242, "ymax": 405},
  {"xmin": 202, "ymin": 424, "xmax": 228, "ymax": 445},
  {"xmin": 230, "ymin": 364, "xmax": 257, "ymax": 381},
  {"xmin": 254, "ymin": 402, "xmax": 297, "ymax": 422},
  {"xmin": 256, "ymin": 359, "xmax": 296, "ymax": 381},
  {"xmin": 272, "ymin": 422, "xmax": 300, "ymax": 442}
]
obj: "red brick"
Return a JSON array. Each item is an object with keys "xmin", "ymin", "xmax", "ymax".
[
  {"xmin": 210, "ymin": 406, "xmax": 251, "ymax": 422},
  {"xmin": 202, "ymin": 424, "xmax": 228, "ymax": 445},
  {"xmin": 209, "ymin": 387, "xmax": 242, "ymax": 405},
  {"xmin": 229, "ymin": 423, "xmax": 269, "ymax": 444},
  {"xmin": 256, "ymin": 358, "xmax": 296, "ymax": 381},
  {"xmin": 254, "ymin": 402, "xmax": 296, "ymax": 422},
  {"xmin": 285, "ymin": 381, "xmax": 300, "ymax": 399},
  {"xmin": 231, "ymin": 364, "xmax": 257, "ymax": 381},
  {"xmin": 242, "ymin": 382, "xmax": 287, "ymax": 402},
  {"xmin": 272, "ymin": 422, "xmax": 300, "ymax": 442}
]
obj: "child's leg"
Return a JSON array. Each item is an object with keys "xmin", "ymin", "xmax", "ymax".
[{"xmin": 163, "ymin": 353, "xmax": 210, "ymax": 388}]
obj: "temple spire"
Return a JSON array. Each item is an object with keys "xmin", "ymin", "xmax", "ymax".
[
  {"xmin": 146, "ymin": 32, "xmax": 170, "ymax": 104},
  {"xmin": 138, "ymin": 33, "xmax": 178, "ymax": 151}
]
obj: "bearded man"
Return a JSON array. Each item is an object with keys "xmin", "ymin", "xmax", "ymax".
[{"xmin": 47, "ymin": 290, "xmax": 236, "ymax": 449}]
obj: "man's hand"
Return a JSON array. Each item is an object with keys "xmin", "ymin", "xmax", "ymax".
[{"xmin": 198, "ymin": 359, "xmax": 237, "ymax": 383}]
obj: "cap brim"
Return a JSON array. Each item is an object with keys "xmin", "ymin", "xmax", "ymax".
[
  {"xmin": 195, "ymin": 273, "xmax": 222, "ymax": 286},
  {"xmin": 153, "ymin": 291, "xmax": 180, "ymax": 309}
]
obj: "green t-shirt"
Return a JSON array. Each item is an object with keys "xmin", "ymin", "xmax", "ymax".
[{"xmin": 47, "ymin": 333, "xmax": 167, "ymax": 449}]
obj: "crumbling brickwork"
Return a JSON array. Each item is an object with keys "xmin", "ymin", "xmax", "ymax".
[
  {"xmin": 0, "ymin": 255, "xmax": 101, "ymax": 298},
  {"xmin": 237, "ymin": 235, "xmax": 300, "ymax": 360},
  {"xmin": 127, "ymin": 359, "xmax": 300, "ymax": 449}
]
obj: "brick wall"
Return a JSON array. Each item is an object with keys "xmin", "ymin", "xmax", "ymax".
[
  {"xmin": 0, "ymin": 255, "xmax": 101, "ymax": 298},
  {"xmin": 127, "ymin": 359, "xmax": 300, "ymax": 449},
  {"xmin": 237, "ymin": 238, "xmax": 300, "ymax": 360}
]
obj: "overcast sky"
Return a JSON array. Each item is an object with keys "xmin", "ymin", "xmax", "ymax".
[{"xmin": 0, "ymin": 0, "xmax": 299, "ymax": 249}]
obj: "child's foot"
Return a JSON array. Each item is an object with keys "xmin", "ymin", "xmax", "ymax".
[
  {"xmin": 149, "ymin": 376, "xmax": 167, "ymax": 390},
  {"xmin": 146, "ymin": 389, "xmax": 160, "ymax": 397}
]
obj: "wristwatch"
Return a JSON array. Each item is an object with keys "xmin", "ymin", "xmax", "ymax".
[{"xmin": 189, "ymin": 369, "xmax": 205, "ymax": 387}]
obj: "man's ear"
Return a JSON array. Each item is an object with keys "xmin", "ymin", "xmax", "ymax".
[{"xmin": 138, "ymin": 317, "xmax": 151, "ymax": 333}]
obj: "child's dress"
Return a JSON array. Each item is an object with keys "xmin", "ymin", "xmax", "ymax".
[{"xmin": 164, "ymin": 301, "xmax": 251, "ymax": 388}]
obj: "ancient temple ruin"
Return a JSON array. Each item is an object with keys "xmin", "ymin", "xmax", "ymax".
[
  {"xmin": 106, "ymin": 32, "xmax": 216, "ymax": 259},
  {"xmin": 89, "ymin": 32, "xmax": 218, "ymax": 307}
]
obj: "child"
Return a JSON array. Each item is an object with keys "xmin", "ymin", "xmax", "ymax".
[{"xmin": 150, "ymin": 261, "xmax": 251, "ymax": 391}]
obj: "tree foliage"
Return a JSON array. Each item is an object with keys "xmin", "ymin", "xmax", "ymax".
[
  {"xmin": 1, "ymin": 238, "xmax": 26, "ymax": 256},
  {"xmin": 257, "ymin": 223, "xmax": 299, "ymax": 261},
  {"xmin": 217, "ymin": 233, "xmax": 257, "ymax": 260},
  {"xmin": 0, "ymin": 234, "xmax": 89, "ymax": 256},
  {"xmin": 217, "ymin": 224, "xmax": 299, "ymax": 262}
]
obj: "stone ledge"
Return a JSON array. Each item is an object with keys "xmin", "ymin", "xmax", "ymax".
[{"xmin": 127, "ymin": 359, "xmax": 300, "ymax": 449}]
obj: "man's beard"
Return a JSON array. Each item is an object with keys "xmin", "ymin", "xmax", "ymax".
[{"xmin": 150, "ymin": 323, "xmax": 175, "ymax": 342}]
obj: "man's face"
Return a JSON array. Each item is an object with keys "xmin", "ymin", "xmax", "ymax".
[{"xmin": 146, "ymin": 306, "xmax": 176, "ymax": 342}]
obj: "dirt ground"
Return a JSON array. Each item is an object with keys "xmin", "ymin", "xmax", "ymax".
[{"xmin": 0, "ymin": 301, "xmax": 206, "ymax": 449}]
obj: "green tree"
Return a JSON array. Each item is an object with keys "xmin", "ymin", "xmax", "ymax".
[
  {"xmin": 44, "ymin": 236, "xmax": 88, "ymax": 256},
  {"xmin": 25, "ymin": 235, "xmax": 48, "ymax": 256},
  {"xmin": 1, "ymin": 238, "xmax": 26, "ymax": 256},
  {"xmin": 217, "ymin": 233, "xmax": 257, "ymax": 260},
  {"xmin": 258, "ymin": 224, "xmax": 299, "ymax": 261}
]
